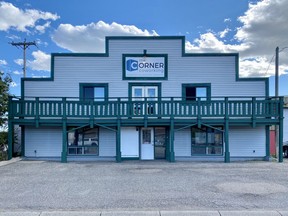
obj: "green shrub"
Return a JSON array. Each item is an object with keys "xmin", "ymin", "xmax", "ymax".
[{"xmin": 0, "ymin": 131, "xmax": 8, "ymax": 161}]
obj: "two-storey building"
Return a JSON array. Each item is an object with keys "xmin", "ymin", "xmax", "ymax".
[{"xmin": 8, "ymin": 36, "xmax": 284, "ymax": 162}]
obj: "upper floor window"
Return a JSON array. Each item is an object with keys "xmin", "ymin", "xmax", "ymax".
[
  {"xmin": 182, "ymin": 83, "xmax": 211, "ymax": 101},
  {"xmin": 80, "ymin": 83, "xmax": 108, "ymax": 101}
]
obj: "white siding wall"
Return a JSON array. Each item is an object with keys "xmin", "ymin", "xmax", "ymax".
[
  {"xmin": 25, "ymin": 127, "xmax": 62, "ymax": 157},
  {"xmin": 174, "ymin": 128, "xmax": 191, "ymax": 156},
  {"xmin": 24, "ymin": 39, "xmax": 266, "ymax": 98},
  {"xmin": 229, "ymin": 126, "xmax": 266, "ymax": 157},
  {"xmin": 99, "ymin": 128, "xmax": 116, "ymax": 157},
  {"xmin": 120, "ymin": 127, "xmax": 139, "ymax": 158}
]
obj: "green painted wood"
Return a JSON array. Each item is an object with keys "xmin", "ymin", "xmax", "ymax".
[
  {"xmin": 224, "ymin": 120, "xmax": 230, "ymax": 163},
  {"xmin": 9, "ymin": 97, "xmax": 282, "ymax": 122},
  {"xmin": 61, "ymin": 120, "xmax": 67, "ymax": 163},
  {"xmin": 169, "ymin": 118, "xmax": 175, "ymax": 162},
  {"xmin": 116, "ymin": 119, "xmax": 121, "ymax": 162},
  {"xmin": 265, "ymin": 125, "xmax": 270, "ymax": 159},
  {"xmin": 278, "ymin": 97, "xmax": 284, "ymax": 162}
]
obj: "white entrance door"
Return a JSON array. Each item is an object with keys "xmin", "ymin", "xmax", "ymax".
[
  {"xmin": 141, "ymin": 128, "xmax": 154, "ymax": 160},
  {"xmin": 132, "ymin": 86, "xmax": 158, "ymax": 115}
]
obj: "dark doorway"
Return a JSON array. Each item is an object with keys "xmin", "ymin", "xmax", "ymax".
[{"xmin": 154, "ymin": 127, "xmax": 167, "ymax": 159}]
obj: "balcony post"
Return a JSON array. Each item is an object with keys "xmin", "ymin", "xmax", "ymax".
[
  {"xmin": 197, "ymin": 97, "xmax": 201, "ymax": 128},
  {"xmin": 265, "ymin": 125, "xmax": 271, "ymax": 161},
  {"xmin": 62, "ymin": 97, "xmax": 66, "ymax": 118},
  {"xmin": 278, "ymin": 97, "xmax": 284, "ymax": 162},
  {"xmin": 252, "ymin": 97, "xmax": 256, "ymax": 128},
  {"xmin": 169, "ymin": 118, "xmax": 175, "ymax": 162},
  {"xmin": 116, "ymin": 118, "xmax": 121, "ymax": 162},
  {"xmin": 35, "ymin": 97, "xmax": 39, "ymax": 128},
  {"xmin": 61, "ymin": 120, "xmax": 67, "ymax": 163},
  {"xmin": 224, "ymin": 97, "xmax": 230, "ymax": 163}
]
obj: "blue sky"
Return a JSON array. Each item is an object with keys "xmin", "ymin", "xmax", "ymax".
[{"xmin": 0, "ymin": 0, "xmax": 287, "ymax": 96}]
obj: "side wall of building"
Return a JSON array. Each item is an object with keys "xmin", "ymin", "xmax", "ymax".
[
  {"xmin": 229, "ymin": 126, "xmax": 266, "ymax": 157},
  {"xmin": 25, "ymin": 126, "xmax": 62, "ymax": 157}
]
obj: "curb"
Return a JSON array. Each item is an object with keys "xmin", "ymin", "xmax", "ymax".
[
  {"xmin": 0, "ymin": 210, "xmax": 287, "ymax": 216},
  {"xmin": 0, "ymin": 157, "xmax": 22, "ymax": 167}
]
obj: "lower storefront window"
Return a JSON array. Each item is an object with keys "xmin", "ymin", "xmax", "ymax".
[
  {"xmin": 192, "ymin": 126, "xmax": 223, "ymax": 155},
  {"xmin": 67, "ymin": 127, "xmax": 99, "ymax": 155}
]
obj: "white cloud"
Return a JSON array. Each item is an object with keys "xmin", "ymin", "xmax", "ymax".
[
  {"xmin": 235, "ymin": 0, "xmax": 288, "ymax": 57},
  {"xmin": 239, "ymin": 57, "xmax": 287, "ymax": 77},
  {"xmin": 27, "ymin": 50, "xmax": 51, "ymax": 71},
  {"xmin": 13, "ymin": 70, "xmax": 23, "ymax": 75},
  {"xmin": 35, "ymin": 21, "xmax": 51, "ymax": 34},
  {"xmin": 36, "ymin": 38, "xmax": 49, "ymax": 47},
  {"xmin": 218, "ymin": 28, "xmax": 230, "ymax": 38},
  {"xmin": 0, "ymin": 60, "xmax": 7, "ymax": 65},
  {"xmin": 224, "ymin": 18, "xmax": 231, "ymax": 23},
  {"xmin": 6, "ymin": 34, "xmax": 20, "ymax": 40},
  {"xmin": 185, "ymin": 32, "xmax": 249, "ymax": 53},
  {"xmin": 14, "ymin": 59, "xmax": 23, "ymax": 66},
  {"xmin": 14, "ymin": 50, "xmax": 50, "ymax": 72},
  {"xmin": 0, "ymin": 1, "xmax": 59, "ymax": 33},
  {"xmin": 185, "ymin": 0, "xmax": 288, "ymax": 78},
  {"xmin": 52, "ymin": 21, "xmax": 158, "ymax": 52},
  {"xmin": 10, "ymin": 82, "xmax": 17, "ymax": 87}
]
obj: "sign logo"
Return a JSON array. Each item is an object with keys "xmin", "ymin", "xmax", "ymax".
[
  {"xmin": 124, "ymin": 55, "xmax": 167, "ymax": 79},
  {"xmin": 126, "ymin": 59, "xmax": 138, "ymax": 71}
]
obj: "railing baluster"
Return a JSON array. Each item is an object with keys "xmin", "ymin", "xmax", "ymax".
[{"xmin": 8, "ymin": 96, "xmax": 282, "ymax": 123}]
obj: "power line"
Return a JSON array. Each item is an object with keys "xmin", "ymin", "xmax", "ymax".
[
  {"xmin": 9, "ymin": 39, "xmax": 37, "ymax": 78},
  {"xmin": 265, "ymin": 54, "xmax": 275, "ymax": 76}
]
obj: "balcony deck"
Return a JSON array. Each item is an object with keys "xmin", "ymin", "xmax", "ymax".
[{"xmin": 9, "ymin": 96, "xmax": 283, "ymax": 127}]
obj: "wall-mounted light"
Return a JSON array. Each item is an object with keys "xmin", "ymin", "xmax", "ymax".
[{"xmin": 143, "ymin": 49, "xmax": 147, "ymax": 62}]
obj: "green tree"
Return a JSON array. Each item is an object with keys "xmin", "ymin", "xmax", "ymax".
[
  {"xmin": 0, "ymin": 71, "xmax": 12, "ymax": 126},
  {"xmin": 0, "ymin": 71, "xmax": 12, "ymax": 160}
]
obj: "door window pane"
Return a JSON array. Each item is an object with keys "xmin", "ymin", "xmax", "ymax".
[
  {"xmin": 147, "ymin": 88, "xmax": 156, "ymax": 98},
  {"xmin": 84, "ymin": 87, "xmax": 94, "ymax": 100},
  {"xmin": 186, "ymin": 87, "xmax": 196, "ymax": 101},
  {"xmin": 155, "ymin": 127, "xmax": 166, "ymax": 159},
  {"xmin": 196, "ymin": 87, "xmax": 207, "ymax": 101},
  {"xmin": 134, "ymin": 88, "xmax": 143, "ymax": 98},
  {"xmin": 94, "ymin": 87, "xmax": 105, "ymax": 101},
  {"xmin": 142, "ymin": 129, "xmax": 151, "ymax": 144}
]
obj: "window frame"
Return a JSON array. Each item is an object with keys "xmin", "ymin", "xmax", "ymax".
[
  {"xmin": 79, "ymin": 83, "xmax": 109, "ymax": 101},
  {"xmin": 67, "ymin": 127, "xmax": 100, "ymax": 156},
  {"xmin": 191, "ymin": 126, "xmax": 223, "ymax": 156},
  {"xmin": 128, "ymin": 83, "xmax": 162, "ymax": 99},
  {"xmin": 182, "ymin": 83, "xmax": 211, "ymax": 101}
]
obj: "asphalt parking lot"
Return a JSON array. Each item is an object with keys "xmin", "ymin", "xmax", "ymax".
[{"xmin": 0, "ymin": 159, "xmax": 288, "ymax": 213}]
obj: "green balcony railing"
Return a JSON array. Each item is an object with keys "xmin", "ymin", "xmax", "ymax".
[{"xmin": 9, "ymin": 96, "xmax": 282, "ymax": 120}]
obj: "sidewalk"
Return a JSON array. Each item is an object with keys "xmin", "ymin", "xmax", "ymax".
[{"xmin": 0, "ymin": 210, "xmax": 288, "ymax": 216}]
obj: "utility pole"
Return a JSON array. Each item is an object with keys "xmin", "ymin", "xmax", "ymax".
[
  {"xmin": 10, "ymin": 39, "xmax": 37, "ymax": 78},
  {"xmin": 275, "ymin": 46, "xmax": 279, "ymax": 159},
  {"xmin": 275, "ymin": 47, "xmax": 279, "ymax": 97}
]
